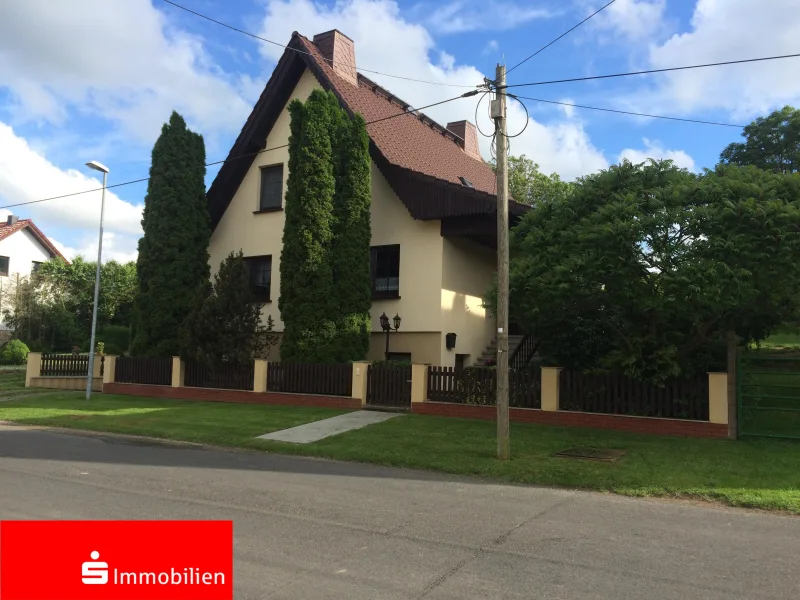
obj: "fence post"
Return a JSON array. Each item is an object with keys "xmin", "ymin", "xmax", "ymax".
[
  {"xmin": 708, "ymin": 372, "xmax": 729, "ymax": 425},
  {"xmin": 92, "ymin": 355, "xmax": 104, "ymax": 379},
  {"xmin": 254, "ymin": 360, "xmax": 268, "ymax": 393},
  {"xmin": 351, "ymin": 361, "xmax": 370, "ymax": 406},
  {"xmin": 103, "ymin": 355, "xmax": 118, "ymax": 384},
  {"xmin": 541, "ymin": 367, "xmax": 561, "ymax": 411},
  {"xmin": 411, "ymin": 364, "xmax": 429, "ymax": 403},
  {"xmin": 25, "ymin": 352, "xmax": 41, "ymax": 388},
  {"xmin": 171, "ymin": 356, "xmax": 185, "ymax": 388}
]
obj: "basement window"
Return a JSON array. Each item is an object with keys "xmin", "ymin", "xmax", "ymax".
[
  {"xmin": 371, "ymin": 245, "xmax": 400, "ymax": 299},
  {"xmin": 244, "ymin": 255, "xmax": 272, "ymax": 302},
  {"xmin": 459, "ymin": 176, "xmax": 474, "ymax": 188}
]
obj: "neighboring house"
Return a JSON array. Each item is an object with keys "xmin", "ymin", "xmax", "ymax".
[
  {"xmin": 0, "ymin": 216, "xmax": 67, "ymax": 334},
  {"xmin": 207, "ymin": 30, "xmax": 529, "ymax": 366}
]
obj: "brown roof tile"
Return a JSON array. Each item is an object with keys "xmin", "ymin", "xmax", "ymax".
[{"xmin": 293, "ymin": 34, "xmax": 497, "ymax": 196}]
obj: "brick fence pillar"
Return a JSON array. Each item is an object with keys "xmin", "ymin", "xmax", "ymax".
[
  {"xmin": 540, "ymin": 366, "xmax": 561, "ymax": 411},
  {"xmin": 254, "ymin": 360, "xmax": 268, "ymax": 393},
  {"xmin": 708, "ymin": 372, "xmax": 729, "ymax": 425},
  {"xmin": 171, "ymin": 356, "xmax": 185, "ymax": 388},
  {"xmin": 411, "ymin": 364, "xmax": 429, "ymax": 403},
  {"xmin": 103, "ymin": 355, "xmax": 118, "ymax": 384},
  {"xmin": 351, "ymin": 361, "xmax": 370, "ymax": 406},
  {"xmin": 25, "ymin": 352, "xmax": 41, "ymax": 388}
]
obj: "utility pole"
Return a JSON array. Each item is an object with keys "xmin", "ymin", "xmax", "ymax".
[{"xmin": 492, "ymin": 64, "xmax": 510, "ymax": 460}]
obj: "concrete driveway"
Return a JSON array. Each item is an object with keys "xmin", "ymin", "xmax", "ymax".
[{"xmin": 0, "ymin": 424, "xmax": 797, "ymax": 599}]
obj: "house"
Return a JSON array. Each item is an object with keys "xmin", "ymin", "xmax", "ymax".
[
  {"xmin": 207, "ymin": 30, "xmax": 529, "ymax": 367},
  {"xmin": 0, "ymin": 215, "xmax": 67, "ymax": 335}
]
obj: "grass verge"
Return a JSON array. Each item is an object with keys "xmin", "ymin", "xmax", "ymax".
[{"xmin": 0, "ymin": 393, "xmax": 798, "ymax": 514}]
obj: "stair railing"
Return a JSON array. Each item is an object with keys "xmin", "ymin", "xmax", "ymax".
[{"xmin": 509, "ymin": 334, "xmax": 539, "ymax": 369}]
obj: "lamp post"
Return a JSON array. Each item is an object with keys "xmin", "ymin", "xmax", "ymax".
[
  {"xmin": 380, "ymin": 312, "xmax": 401, "ymax": 360},
  {"xmin": 85, "ymin": 161, "xmax": 109, "ymax": 400}
]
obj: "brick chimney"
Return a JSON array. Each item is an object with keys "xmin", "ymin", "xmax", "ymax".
[
  {"xmin": 446, "ymin": 121, "xmax": 481, "ymax": 161},
  {"xmin": 313, "ymin": 30, "xmax": 357, "ymax": 86}
]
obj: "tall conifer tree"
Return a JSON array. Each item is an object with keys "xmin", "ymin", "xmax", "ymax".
[{"xmin": 131, "ymin": 112, "xmax": 210, "ymax": 356}]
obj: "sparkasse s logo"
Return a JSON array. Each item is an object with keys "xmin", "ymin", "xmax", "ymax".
[
  {"xmin": 82, "ymin": 551, "xmax": 109, "ymax": 584},
  {"xmin": 1, "ymin": 520, "xmax": 233, "ymax": 600},
  {"xmin": 80, "ymin": 549, "xmax": 227, "ymax": 587}
]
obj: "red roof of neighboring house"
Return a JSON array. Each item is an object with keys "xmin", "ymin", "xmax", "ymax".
[
  {"xmin": 207, "ymin": 31, "xmax": 529, "ymax": 230},
  {"xmin": 0, "ymin": 219, "xmax": 68, "ymax": 263}
]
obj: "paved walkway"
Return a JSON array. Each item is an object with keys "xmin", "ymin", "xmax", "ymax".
[{"xmin": 257, "ymin": 410, "xmax": 401, "ymax": 443}]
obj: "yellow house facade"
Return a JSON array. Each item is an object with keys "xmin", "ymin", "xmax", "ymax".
[{"xmin": 207, "ymin": 30, "xmax": 529, "ymax": 367}]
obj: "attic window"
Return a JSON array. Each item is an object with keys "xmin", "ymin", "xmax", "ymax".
[{"xmin": 459, "ymin": 176, "xmax": 474, "ymax": 188}]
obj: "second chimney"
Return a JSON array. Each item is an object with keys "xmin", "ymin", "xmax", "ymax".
[
  {"xmin": 6, "ymin": 215, "xmax": 18, "ymax": 226},
  {"xmin": 447, "ymin": 121, "xmax": 481, "ymax": 161},
  {"xmin": 313, "ymin": 30, "xmax": 358, "ymax": 86}
]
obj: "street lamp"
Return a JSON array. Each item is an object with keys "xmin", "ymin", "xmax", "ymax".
[
  {"xmin": 85, "ymin": 160, "xmax": 109, "ymax": 400},
  {"xmin": 380, "ymin": 312, "xmax": 401, "ymax": 360}
]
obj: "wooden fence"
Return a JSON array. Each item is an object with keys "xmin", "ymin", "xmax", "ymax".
[
  {"xmin": 184, "ymin": 361, "xmax": 254, "ymax": 391},
  {"xmin": 266, "ymin": 362, "xmax": 353, "ymax": 397},
  {"xmin": 559, "ymin": 370, "xmax": 709, "ymax": 420},
  {"xmin": 427, "ymin": 366, "xmax": 541, "ymax": 408},
  {"xmin": 40, "ymin": 353, "xmax": 90, "ymax": 376},
  {"xmin": 115, "ymin": 356, "xmax": 173, "ymax": 386}
]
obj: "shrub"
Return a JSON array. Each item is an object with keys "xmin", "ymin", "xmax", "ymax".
[
  {"xmin": 1, "ymin": 339, "xmax": 30, "ymax": 365},
  {"xmin": 97, "ymin": 325, "xmax": 130, "ymax": 354}
]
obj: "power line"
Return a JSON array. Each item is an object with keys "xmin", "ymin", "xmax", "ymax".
[
  {"xmin": 503, "ymin": 52, "xmax": 800, "ymax": 89},
  {"xmin": 2, "ymin": 93, "xmax": 474, "ymax": 211},
  {"xmin": 161, "ymin": 0, "xmax": 479, "ymax": 89},
  {"xmin": 506, "ymin": 0, "xmax": 616, "ymax": 76},
  {"xmin": 508, "ymin": 93, "xmax": 746, "ymax": 128}
]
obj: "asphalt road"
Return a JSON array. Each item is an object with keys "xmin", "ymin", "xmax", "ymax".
[{"xmin": 0, "ymin": 424, "xmax": 797, "ymax": 599}]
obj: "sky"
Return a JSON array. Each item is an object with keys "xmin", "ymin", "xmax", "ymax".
[{"xmin": 0, "ymin": 0, "xmax": 798, "ymax": 263}]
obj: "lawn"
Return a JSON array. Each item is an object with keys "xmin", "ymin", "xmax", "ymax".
[
  {"xmin": 0, "ymin": 393, "xmax": 351, "ymax": 445},
  {"xmin": 1, "ymin": 392, "xmax": 798, "ymax": 514},
  {"xmin": 759, "ymin": 327, "xmax": 800, "ymax": 350}
]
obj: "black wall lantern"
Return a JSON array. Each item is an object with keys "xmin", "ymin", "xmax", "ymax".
[
  {"xmin": 445, "ymin": 332, "xmax": 457, "ymax": 350},
  {"xmin": 380, "ymin": 313, "xmax": 401, "ymax": 360}
]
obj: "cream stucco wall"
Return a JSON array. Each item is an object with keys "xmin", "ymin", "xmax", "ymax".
[
  {"xmin": 440, "ymin": 237, "xmax": 495, "ymax": 367},
  {"xmin": 209, "ymin": 69, "xmax": 323, "ymax": 329},
  {"xmin": 209, "ymin": 67, "xmax": 495, "ymax": 365}
]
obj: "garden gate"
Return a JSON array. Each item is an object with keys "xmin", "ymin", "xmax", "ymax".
[
  {"xmin": 738, "ymin": 354, "xmax": 800, "ymax": 439},
  {"xmin": 366, "ymin": 363, "xmax": 411, "ymax": 409}
]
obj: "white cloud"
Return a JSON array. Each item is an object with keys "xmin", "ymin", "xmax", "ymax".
[
  {"xmin": 618, "ymin": 138, "xmax": 696, "ymax": 171},
  {"xmin": 0, "ymin": 0, "xmax": 251, "ymax": 142},
  {"xmin": 591, "ymin": 0, "xmax": 666, "ymax": 40},
  {"xmin": 0, "ymin": 122, "xmax": 143, "ymax": 237},
  {"xmin": 426, "ymin": 1, "xmax": 553, "ymax": 34},
  {"xmin": 52, "ymin": 232, "xmax": 139, "ymax": 264},
  {"xmin": 647, "ymin": 0, "xmax": 800, "ymax": 118},
  {"xmin": 257, "ymin": 0, "xmax": 608, "ymax": 180},
  {"xmin": 482, "ymin": 40, "xmax": 499, "ymax": 56}
]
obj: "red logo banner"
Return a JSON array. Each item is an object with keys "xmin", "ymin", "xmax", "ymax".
[{"xmin": 0, "ymin": 520, "xmax": 233, "ymax": 600}]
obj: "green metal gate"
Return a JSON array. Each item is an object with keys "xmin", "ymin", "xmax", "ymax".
[{"xmin": 738, "ymin": 354, "xmax": 800, "ymax": 439}]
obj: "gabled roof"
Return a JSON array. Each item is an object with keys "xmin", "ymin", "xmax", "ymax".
[
  {"xmin": 207, "ymin": 31, "xmax": 529, "ymax": 229},
  {"xmin": 0, "ymin": 219, "xmax": 67, "ymax": 263}
]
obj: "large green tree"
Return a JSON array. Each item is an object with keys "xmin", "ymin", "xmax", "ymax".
[
  {"xmin": 720, "ymin": 106, "xmax": 800, "ymax": 174},
  {"xmin": 498, "ymin": 154, "xmax": 573, "ymax": 205},
  {"xmin": 2, "ymin": 257, "xmax": 136, "ymax": 352},
  {"xmin": 131, "ymin": 112, "xmax": 210, "ymax": 357},
  {"xmin": 279, "ymin": 90, "xmax": 338, "ymax": 362},
  {"xmin": 504, "ymin": 159, "xmax": 800, "ymax": 381},
  {"xmin": 329, "ymin": 100, "xmax": 372, "ymax": 362},
  {"xmin": 182, "ymin": 251, "xmax": 278, "ymax": 367}
]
